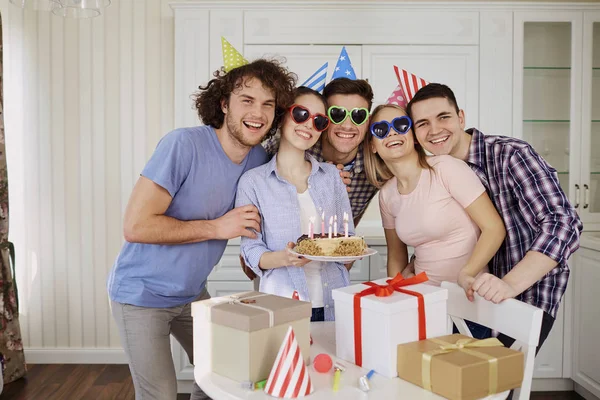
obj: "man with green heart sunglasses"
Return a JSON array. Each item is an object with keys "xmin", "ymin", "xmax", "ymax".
[{"xmin": 327, "ymin": 105, "xmax": 370, "ymax": 126}]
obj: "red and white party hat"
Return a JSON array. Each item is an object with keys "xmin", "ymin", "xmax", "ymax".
[
  {"xmin": 264, "ymin": 326, "xmax": 314, "ymax": 398},
  {"xmin": 386, "ymin": 66, "xmax": 430, "ymax": 108},
  {"xmin": 385, "ymin": 84, "xmax": 407, "ymax": 107}
]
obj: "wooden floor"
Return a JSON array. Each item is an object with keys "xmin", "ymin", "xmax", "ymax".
[{"xmin": 1, "ymin": 364, "xmax": 586, "ymax": 400}]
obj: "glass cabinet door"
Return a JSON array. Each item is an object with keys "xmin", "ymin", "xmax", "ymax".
[
  {"xmin": 515, "ymin": 12, "xmax": 584, "ymax": 228},
  {"xmin": 591, "ymin": 23, "xmax": 600, "ymax": 214},
  {"xmin": 581, "ymin": 15, "xmax": 600, "ymax": 227},
  {"xmin": 521, "ymin": 22, "xmax": 573, "ymax": 192},
  {"xmin": 515, "ymin": 13, "xmax": 583, "ymax": 378}
]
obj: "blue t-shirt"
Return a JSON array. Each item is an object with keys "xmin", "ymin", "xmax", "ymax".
[{"xmin": 107, "ymin": 125, "xmax": 268, "ymax": 307}]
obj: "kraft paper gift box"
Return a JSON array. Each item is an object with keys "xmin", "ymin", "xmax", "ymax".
[
  {"xmin": 192, "ymin": 291, "xmax": 312, "ymax": 383},
  {"xmin": 397, "ymin": 334, "xmax": 524, "ymax": 400},
  {"xmin": 331, "ymin": 273, "xmax": 448, "ymax": 378}
]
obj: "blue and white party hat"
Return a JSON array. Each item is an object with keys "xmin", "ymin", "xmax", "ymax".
[
  {"xmin": 301, "ymin": 62, "xmax": 328, "ymax": 93},
  {"xmin": 331, "ymin": 46, "xmax": 357, "ymax": 80}
]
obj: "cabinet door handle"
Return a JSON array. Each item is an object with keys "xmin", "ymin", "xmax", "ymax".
[
  {"xmin": 583, "ymin": 184, "xmax": 589, "ymax": 209},
  {"xmin": 575, "ymin": 184, "xmax": 580, "ymax": 208}
]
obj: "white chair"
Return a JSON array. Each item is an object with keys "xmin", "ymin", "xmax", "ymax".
[{"xmin": 441, "ymin": 282, "xmax": 544, "ymax": 400}]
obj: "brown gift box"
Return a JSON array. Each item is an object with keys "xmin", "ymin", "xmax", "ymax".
[
  {"xmin": 210, "ymin": 291, "xmax": 312, "ymax": 383},
  {"xmin": 397, "ymin": 334, "xmax": 524, "ymax": 400}
]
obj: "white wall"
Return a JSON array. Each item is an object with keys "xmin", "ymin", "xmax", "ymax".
[{"xmin": 1, "ymin": 0, "xmax": 175, "ymax": 361}]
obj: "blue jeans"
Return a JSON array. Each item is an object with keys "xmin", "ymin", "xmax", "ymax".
[
  {"xmin": 452, "ymin": 320, "xmax": 492, "ymax": 339},
  {"xmin": 453, "ymin": 312, "xmax": 555, "ymax": 354},
  {"xmin": 311, "ymin": 307, "xmax": 325, "ymax": 322}
]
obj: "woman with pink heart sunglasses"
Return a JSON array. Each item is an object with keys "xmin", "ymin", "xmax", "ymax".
[{"xmin": 236, "ymin": 87, "xmax": 354, "ymax": 322}]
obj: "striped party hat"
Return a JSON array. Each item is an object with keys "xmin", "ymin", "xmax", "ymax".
[
  {"xmin": 390, "ymin": 65, "xmax": 430, "ymax": 107},
  {"xmin": 300, "ymin": 62, "xmax": 328, "ymax": 93},
  {"xmin": 221, "ymin": 37, "xmax": 248, "ymax": 73},
  {"xmin": 264, "ymin": 326, "xmax": 314, "ymax": 398}
]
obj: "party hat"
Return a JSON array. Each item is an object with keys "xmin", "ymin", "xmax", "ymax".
[
  {"xmin": 264, "ymin": 326, "xmax": 314, "ymax": 398},
  {"xmin": 300, "ymin": 62, "xmax": 328, "ymax": 93},
  {"xmin": 221, "ymin": 37, "xmax": 248, "ymax": 73},
  {"xmin": 331, "ymin": 46, "xmax": 357, "ymax": 80},
  {"xmin": 385, "ymin": 84, "xmax": 408, "ymax": 108},
  {"xmin": 392, "ymin": 65, "xmax": 430, "ymax": 107}
]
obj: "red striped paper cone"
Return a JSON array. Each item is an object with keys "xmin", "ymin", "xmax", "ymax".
[
  {"xmin": 264, "ymin": 326, "xmax": 314, "ymax": 398},
  {"xmin": 393, "ymin": 66, "xmax": 430, "ymax": 105}
]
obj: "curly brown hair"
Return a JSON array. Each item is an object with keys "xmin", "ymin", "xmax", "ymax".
[{"xmin": 193, "ymin": 59, "xmax": 297, "ymax": 138}]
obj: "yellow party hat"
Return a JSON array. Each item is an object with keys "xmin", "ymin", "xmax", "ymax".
[{"xmin": 221, "ymin": 37, "xmax": 249, "ymax": 73}]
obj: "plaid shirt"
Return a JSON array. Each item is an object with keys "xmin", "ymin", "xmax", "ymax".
[
  {"xmin": 263, "ymin": 134, "xmax": 378, "ymax": 224},
  {"xmin": 466, "ymin": 129, "xmax": 582, "ymax": 318}
]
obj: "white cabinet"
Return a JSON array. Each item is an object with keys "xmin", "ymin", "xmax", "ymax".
[
  {"xmin": 244, "ymin": 45, "xmax": 362, "ymax": 88},
  {"xmin": 348, "ymin": 257, "xmax": 370, "ymax": 282},
  {"xmin": 571, "ymin": 247, "xmax": 600, "ymax": 399},
  {"xmin": 171, "ymin": 1, "xmax": 600, "ymax": 392},
  {"xmin": 369, "ymin": 245, "xmax": 389, "ymax": 281},
  {"xmin": 362, "ymin": 45, "xmax": 480, "ymax": 128},
  {"xmin": 533, "ymin": 302, "xmax": 565, "ymax": 378},
  {"xmin": 580, "ymin": 13, "xmax": 600, "ymax": 228}
]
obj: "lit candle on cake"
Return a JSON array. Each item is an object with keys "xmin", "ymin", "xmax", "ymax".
[
  {"xmin": 308, "ymin": 216, "xmax": 315, "ymax": 239},
  {"xmin": 344, "ymin": 212, "xmax": 349, "ymax": 238},
  {"xmin": 334, "ymin": 215, "xmax": 338, "ymax": 236},
  {"xmin": 328, "ymin": 216, "xmax": 333, "ymax": 239},
  {"xmin": 321, "ymin": 210, "xmax": 325, "ymax": 238}
]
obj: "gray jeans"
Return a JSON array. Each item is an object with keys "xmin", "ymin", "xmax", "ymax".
[{"xmin": 111, "ymin": 289, "xmax": 211, "ymax": 400}]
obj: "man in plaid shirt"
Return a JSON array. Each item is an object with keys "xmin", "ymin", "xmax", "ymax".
[
  {"xmin": 407, "ymin": 83, "xmax": 582, "ymax": 352},
  {"xmin": 241, "ymin": 78, "xmax": 379, "ymax": 280}
]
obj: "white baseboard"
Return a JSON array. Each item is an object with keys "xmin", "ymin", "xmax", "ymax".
[
  {"xmin": 177, "ymin": 380, "xmax": 194, "ymax": 394},
  {"xmin": 575, "ymin": 382, "xmax": 600, "ymax": 400},
  {"xmin": 531, "ymin": 378, "xmax": 574, "ymax": 392},
  {"xmin": 24, "ymin": 348, "xmax": 128, "ymax": 364}
]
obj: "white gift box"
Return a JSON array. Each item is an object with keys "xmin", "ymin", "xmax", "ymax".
[{"xmin": 332, "ymin": 278, "xmax": 449, "ymax": 378}]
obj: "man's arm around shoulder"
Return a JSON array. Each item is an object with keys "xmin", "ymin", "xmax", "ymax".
[{"xmin": 124, "ymin": 176, "xmax": 261, "ymax": 245}]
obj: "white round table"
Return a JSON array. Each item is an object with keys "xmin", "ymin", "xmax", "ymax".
[{"xmin": 195, "ymin": 321, "xmax": 508, "ymax": 400}]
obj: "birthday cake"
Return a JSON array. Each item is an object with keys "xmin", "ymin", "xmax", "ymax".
[{"xmin": 294, "ymin": 234, "xmax": 367, "ymax": 257}]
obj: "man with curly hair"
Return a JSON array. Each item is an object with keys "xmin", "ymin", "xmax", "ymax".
[{"xmin": 107, "ymin": 59, "xmax": 296, "ymax": 400}]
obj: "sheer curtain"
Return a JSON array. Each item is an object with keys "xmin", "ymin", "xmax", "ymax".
[{"xmin": 0, "ymin": 13, "xmax": 26, "ymax": 385}]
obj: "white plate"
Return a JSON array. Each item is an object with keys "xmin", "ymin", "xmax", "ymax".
[{"xmin": 289, "ymin": 247, "xmax": 378, "ymax": 263}]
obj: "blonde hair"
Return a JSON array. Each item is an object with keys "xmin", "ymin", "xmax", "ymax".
[{"xmin": 363, "ymin": 104, "xmax": 432, "ymax": 189}]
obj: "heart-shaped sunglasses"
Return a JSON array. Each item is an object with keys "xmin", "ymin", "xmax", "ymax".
[
  {"xmin": 289, "ymin": 104, "xmax": 330, "ymax": 132},
  {"xmin": 370, "ymin": 116, "xmax": 413, "ymax": 139},
  {"xmin": 327, "ymin": 106, "xmax": 370, "ymax": 126}
]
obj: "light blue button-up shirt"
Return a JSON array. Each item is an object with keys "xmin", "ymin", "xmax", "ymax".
[{"xmin": 236, "ymin": 154, "xmax": 355, "ymax": 321}]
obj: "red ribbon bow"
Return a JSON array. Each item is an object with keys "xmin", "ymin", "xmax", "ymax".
[{"xmin": 353, "ymin": 272, "xmax": 429, "ymax": 367}]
